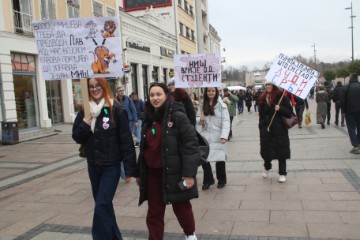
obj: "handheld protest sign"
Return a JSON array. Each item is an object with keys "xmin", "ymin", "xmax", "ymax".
[
  {"xmin": 173, "ymin": 54, "xmax": 222, "ymax": 88},
  {"xmin": 265, "ymin": 53, "xmax": 320, "ymax": 99},
  {"xmin": 265, "ymin": 53, "xmax": 320, "ymax": 131},
  {"xmin": 32, "ymin": 17, "xmax": 124, "ymax": 119}
]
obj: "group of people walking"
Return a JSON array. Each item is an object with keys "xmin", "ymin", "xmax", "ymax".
[{"xmin": 72, "ymin": 73, "xmax": 360, "ymax": 240}]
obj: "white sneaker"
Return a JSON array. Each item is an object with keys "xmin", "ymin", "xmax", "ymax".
[
  {"xmin": 278, "ymin": 175, "xmax": 286, "ymax": 183},
  {"xmin": 350, "ymin": 147, "xmax": 360, "ymax": 154},
  {"xmin": 262, "ymin": 170, "xmax": 269, "ymax": 178},
  {"xmin": 185, "ymin": 233, "xmax": 197, "ymax": 240}
]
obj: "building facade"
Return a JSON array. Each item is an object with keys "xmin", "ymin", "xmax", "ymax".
[{"xmin": 0, "ymin": 0, "xmax": 176, "ymax": 141}]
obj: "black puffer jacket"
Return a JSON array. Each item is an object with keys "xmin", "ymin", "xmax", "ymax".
[
  {"xmin": 72, "ymin": 102, "xmax": 138, "ymax": 177},
  {"xmin": 138, "ymin": 101, "xmax": 200, "ymax": 206},
  {"xmin": 258, "ymin": 92, "xmax": 293, "ymax": 160},
  {"xmin": 332, "ymin": 85, "xmax": 345, "ymax": 105},
  {"xmin": 343, "ymin": 80, "xmax": 360, "ymax": 113}
]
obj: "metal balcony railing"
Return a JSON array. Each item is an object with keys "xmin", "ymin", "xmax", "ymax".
[{"xmin": 13, "ymin": 10, "xmax": 33, "ymax": 35}]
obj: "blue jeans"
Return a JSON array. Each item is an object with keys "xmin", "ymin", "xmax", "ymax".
[
  {"xmin": 88, "ymin": 164, "xmax": 122, "ymax": 240},
  {"xmin": 134, "ymin": 119, "xmax": 142, "ymax": 143},
  {"xmin": 129, "ymin": 121, "xmax": 135, "ymax": 138},
  {"xmin": 345, "ymin": 112, "xmax": 360, "ymax": 147}
]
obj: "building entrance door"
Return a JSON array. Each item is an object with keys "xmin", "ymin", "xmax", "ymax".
[{"xmin": 46, "ymin": 80, "xmax": 63, "ymax": 124}]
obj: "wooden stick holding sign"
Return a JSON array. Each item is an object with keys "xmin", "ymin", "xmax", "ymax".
[
  {"xmin": 80, "ymin": 78, "xmax": 90, "ymax": 118},
  {"xmin": 267, "ymin": 90, "xmax": 285, "ymax": 132}
]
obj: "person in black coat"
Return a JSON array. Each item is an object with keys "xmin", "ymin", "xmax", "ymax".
[
  {"xmin": 332, "ymin": 81, "xmax": 345, "ymax": 127},
  {"xmin": 343, "ymin": 73, "xmax": 360, "ymax": 154},
  {"xmin": 245, "ymin": 89, "xmax": 253, "ymax": 112},
  {"xmin": 258, "ymin": 83, "xmax": 293, "ymax": 183},
  {"xmin": 72, "ymin": 78, "xmax": 138, "ymax": 240},
  {"xmin": 293, "ymin": 94, "xmax": 309, "ymax": 128},
  {"xmin": 167, "ymin": 79, "xmax": 196, "ymax": 126},
  {"xmin": 137, "ymin": 82, "xmax": 200, "ymax": 240}
]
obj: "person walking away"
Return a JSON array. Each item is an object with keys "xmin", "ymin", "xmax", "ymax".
[
  {"xmin": 245, "ymin": 89, "xmax": 253, "ymax": 113},
  {"xmin": 258, "ymin": 82, "xmax": 293, "ymax": 183},
  {"xmin": 293, "ymin": 94, "xmax": 309, "ymax": 128},
  {"xmin": 197, "ymin": 87, "xmax": 230, "ymax": 190},
  {"xmin": 130, "ymin": 91, "xmax": 145, "ymax": 146},
  {"xmin": 325, "ymin": 84, "xmax": 333, "ymax": 125},
  {"xmin": 72, "ymin": 78, "xmax": 138, "ymax": 240},
  {"xmin": 116, "ymin": 86, "xmax": 138, "ymax": 183},
  {"xmin": 237, "ymin": 90, "xmax": 245, "ymax": 114},
  {"xmin": 137, "ymin": 82, "xmax": 200, "ymax": 240},
  {"xmin": 223, "ymin": 88, "xmax": 239, "ymax": 140},
  {"xmin": 343, "ymin": 73, "xmax": 360, "ymax": 154},
  {"xmin": 253, "ymin": 89, "xmax": 261, "ymax": 112},
  {"xmin": 316, "ymin": 86, "xmax": 328, "ymax": 129},
  {"xmin": 167, "ymin": 79, "xmax": 196, "ymax": 126},
  {"xmin": 332, "ymin": 81, "xmax": 345, "ymax": 127}
]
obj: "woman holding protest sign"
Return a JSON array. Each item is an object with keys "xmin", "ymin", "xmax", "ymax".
[
  {"xmin": 258, "ymin": 82, "xmax": 293, "ymax": 183},
  {"xmin": 72, "ymin": 77, "xmax": 138, "ymax": 240}
]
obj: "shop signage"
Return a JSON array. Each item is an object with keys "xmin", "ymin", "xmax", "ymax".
[{"xmin": 126, "ymin": 41, "xmax": 150, "ymax": 52}]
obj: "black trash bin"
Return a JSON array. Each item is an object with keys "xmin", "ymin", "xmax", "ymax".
[{"xmin": 2, "ymin": 122, "xmax": 19, "ymax": 145}]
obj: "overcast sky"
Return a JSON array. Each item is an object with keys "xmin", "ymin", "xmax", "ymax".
[{"xmin": 208, "ymin": 0, "xmax": 360, "ymax": 70}]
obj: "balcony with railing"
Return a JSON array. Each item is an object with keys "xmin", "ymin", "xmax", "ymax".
[{"xmin": 13, "ymin": 10, "xmax": 33, "ymax": 36}]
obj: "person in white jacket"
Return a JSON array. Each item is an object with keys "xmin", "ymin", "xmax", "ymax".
[{"xmin": 197, "ymin": 87, "xmax": 230, "ymax": 190}]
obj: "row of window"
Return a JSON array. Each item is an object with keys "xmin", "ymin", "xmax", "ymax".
[
  {"xmin": 179, "ymin": 22, "xmax": 195, "ymax": 42},
  {"xmin": 17, "ymin": 0, "xmax": 115, "ymax": 23},
  {"xmin": 178, "ymin": 0, "xmax": 194, "ymax": 18}
]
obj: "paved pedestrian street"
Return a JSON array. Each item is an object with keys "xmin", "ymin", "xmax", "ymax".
[{"xmin": 1, "ymin": 99, "xmax": 360, "ymax": 240}]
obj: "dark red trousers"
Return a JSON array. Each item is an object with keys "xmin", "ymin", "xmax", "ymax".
[{"xmin": 146, "ymin": 168, "xmax": 195, "ymax": 240}]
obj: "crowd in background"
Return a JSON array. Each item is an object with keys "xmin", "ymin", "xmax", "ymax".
[{"xmin": 72, "ymin": 73, "xmax": 360, "ymax": 240}]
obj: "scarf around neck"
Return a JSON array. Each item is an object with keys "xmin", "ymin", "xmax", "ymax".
[{"xmin": 89, "ymin": 98, "xmax": 105, "ymax": 133}]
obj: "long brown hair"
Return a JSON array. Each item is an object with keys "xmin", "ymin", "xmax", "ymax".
[
  {"xmin": 258, "ymin": 84, "xmax": 280, "ymax": 108},
  {"xmin": 87, "ymin": 78, "xmax": 114, "ymax": 114},
  {"xmin": 202, "ymin": 87, "xmax": 219, "ymax": 116}
]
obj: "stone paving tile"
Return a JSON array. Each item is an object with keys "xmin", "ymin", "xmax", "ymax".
[
  {"xmin": 302, "ymin": 200, "xmax": 360, "ymax": 211},
  {"xmin": 338, "ymin": 211, "xmax": 360, "ymax": 224},
  {"xmin": 231, "ymin": 222, "xmax": 308, "ymax": 238},
  {"xmin": 240, "ymin": 200, "xmax": 303, "ymax": 211},
  {"xmin": 270, "ymin": 210, "xmax": 343, "ymax": 224},
  {"xmin": 328, "ymin": 191, "xmax": 360, "ymax": 201},
  {"xmin": 204, "ymin": 209, "xmax": 269, "ymax": 222},
  {"xmin": 270, "ymin": 192, "xmax": 331, "ymax": 201},
  {"xmin": 307, "ymin": 223, "xmax": 360, "ymax": 239}
]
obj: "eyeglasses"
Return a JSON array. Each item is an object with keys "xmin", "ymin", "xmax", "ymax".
[{"xmin": 89, "ymin": 84, "xmax": 102, "ymax": 91}]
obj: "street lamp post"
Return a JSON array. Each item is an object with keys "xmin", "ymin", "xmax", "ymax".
[
  {"xmin": 345, "ymin": 2, "xmax": 356, "ymax": 62},
  {"xmin": 311, "ymin": 43, "xmax": 317, "ymax": 70}
]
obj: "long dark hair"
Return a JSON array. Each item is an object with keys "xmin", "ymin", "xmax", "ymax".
[
  {"xmin": 144, "ymin": 82, "xmax": 172, "ymax": 125},
  {"xmin": 202, "ymin": 87, "xmax": 219, "ymax": 116},
  {"xmin": 258, "ymin": 84, "xmax": 281, "ymax": 108}
]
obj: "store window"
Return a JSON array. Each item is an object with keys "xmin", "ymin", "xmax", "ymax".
[
  {"xmin": 131, "ymin": 63, "xmax": 138, "ymax": 94},
  {"xmin": 72, "ymin": 79, "xmax": 82, "ymax": 114},
  {"xmin": 46, "ymin": 80, "xmax": 63, "ymax": 124},
  {"xmin": 11, "ymin": 53, "xmax": 39, "ymax": 129},
  {"xmin": 142, "ymin": 65, "xmax": 149, "ymax": 101}
]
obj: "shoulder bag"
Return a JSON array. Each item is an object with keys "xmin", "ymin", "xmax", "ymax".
[{"xmin": 282, "ymin": 113, "xmax": 298, "ymax": 129}]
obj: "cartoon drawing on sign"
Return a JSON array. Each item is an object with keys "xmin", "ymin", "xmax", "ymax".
[
  {"xmin": 101, "ymin": 20, "xmax": 116, "ymax": 38},
  {"xmin": 89, "ymin": 45, "xmax": 115, "ymax": 74},
  {"xmin": 84, "ymin": 20, "xmax": 98, "ymax": 40}
]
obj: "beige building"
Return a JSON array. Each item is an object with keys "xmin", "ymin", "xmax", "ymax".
[
  {"xmin": 245, "ymin": 69, "xmax": 268, "ymax": 88},
  {"xmin": 0, "ymin": 0, "xmax": 176, "ymax": 142}
]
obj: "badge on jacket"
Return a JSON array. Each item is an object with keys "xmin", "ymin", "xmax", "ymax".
[{"xmin": 102, "ymin": 117, "xmax": 110, "ymax": 130}]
